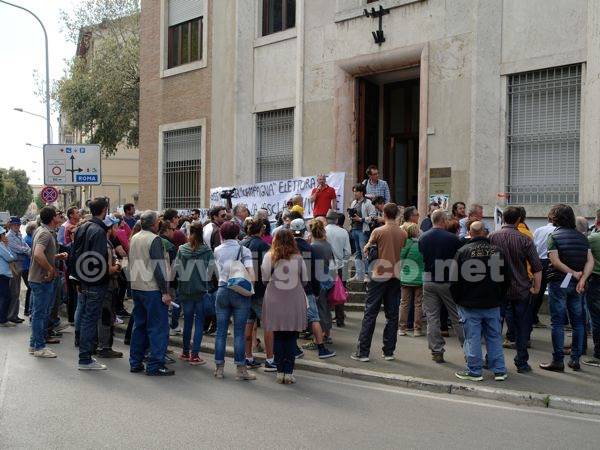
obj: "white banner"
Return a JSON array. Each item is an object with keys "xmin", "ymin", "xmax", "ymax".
[{"xmin": 209, "ymin": 172, "xmax": 346, "ymax": 221}]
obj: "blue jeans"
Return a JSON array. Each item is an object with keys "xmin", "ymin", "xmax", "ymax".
[
  {"xmin": 74, "ymin": 292, "xmax": 84, "ymax": 333},
  {"xmin": 548, "ymin": 280, "xmax": 585, "ymax": 363},
  {"xmin": 350, "ymin": 229, "xmax": 369, "ymax": 278},
  {"xmin": 214, "ymin": 287, "xmax": 250, "ymax": 365},
  {"xmin": 0, "ymin": 276, "xmax": 10, "ymax": 323},
  {"xmin": 458, "ymin": 306, "xmax": 506, "ymax": 376},
  {"xmin": 182, "ymin": 294, "xmax": 210, "ymax": 354},
  {"xmin": 501, "ymin": 297, "xmax": 533, "ymax": 369},
  {"xmin": 29, "ymin": 281, "xmax": 55, "ymax": 350},
  {"xmin": 129, "ymin": 290, "xmax": 170, "ymax": 373},
  {"xmin": 79, "ymin": 284, "xmax": 108, "ymax": 365},
  {"xmin": 586, "ymin": 275, "xmax": 600, "ymax": 359}
]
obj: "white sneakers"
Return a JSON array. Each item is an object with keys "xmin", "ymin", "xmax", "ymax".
[
  {"xmin": 0, "ymin": 322, "xmax": 16, "ymax": 328},
  {"xmin": 33, "ymin": 348, "xmax": 57, "ymax": 358}
]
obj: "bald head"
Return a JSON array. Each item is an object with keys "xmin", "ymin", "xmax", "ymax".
[{"xmin": 469, "ymin": 221, "xmax": 486, "ymax": 237}]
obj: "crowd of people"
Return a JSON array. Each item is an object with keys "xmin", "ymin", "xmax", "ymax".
[{"xmin": 2, "ymin": 167, "xmax": 600, "ymax": 385}]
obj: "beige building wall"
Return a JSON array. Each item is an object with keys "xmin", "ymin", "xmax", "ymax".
[{"xmin": 138, "ymin": 0, "xmax": 212, "ymax": 210}]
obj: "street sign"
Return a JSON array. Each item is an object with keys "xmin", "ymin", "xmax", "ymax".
[
  {"xmin": 40, "ymin": 186, "xmax": 59, "ymax": 204},
  {"xmin": 43, "ymin": 144, "xmax": 102, "ymax": 186}
]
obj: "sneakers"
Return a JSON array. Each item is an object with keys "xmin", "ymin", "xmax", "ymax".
[
  {"xmin": 96, "ymin": 348, "xmax": 123, "ymax": 358},
  {"xmin": 432, "ymin": 353, "xmax": 445, "ymax": 364},
  {"xmin": 516, "ymin": 364, "xmax": 532, "ymax": 374},
  {"xmin": 189, "ymin": 354, "xmax": 206, "ymax": 366},
  {"xmin": 33, "ymin": 347, "xmax": 56, "ymax": 358},
  {"xmin": 398, "ymin": 330, "xmax": 407, "ymax": 336},
  {"xmin": 264, "ymin": 360, "xmax": 277, "ymax": 372},
  {"xmin": 413, "ymin": 329, "xmax": 423, "ymax": 337},
  {"xmin": 539, "ymin": 361, "xmax": 565, "ymax": 372},
  {"xmin": 301, "ymin": 342, "xmax": 318, "ymax": 351},
  {"xmin": 214, "ymin": 364, "xmax": 224, "ymax": 379},
  {"xmin": 236, "ymin": 365, "xmax": 257, "ymax": 381},
  {"xmin": 78, "ymin": 359, "xmax": 107, "ymax": 370},
  {"xmin": 455, "ymin": 371, "xmax": 483, "ymax": 382},
  {"xmin": 284, "ymin": 373, "xmax": 296, "ymax": 384},
  {"xmin": 494, "ymin": 373, "xmax": 508, "ymax": 381},
  {"xmin": 245, "ymin": 358, "xmax": 262, "ymax": 369},
  {"xmin": 582, "ymin": 357, "xmax": 600, "ymax": 368},
  {"xmin": 350, "ymin": 352, "xmax": 369, "ymax": 362},
  {"xmin": 276, "ymin": 372, "xmax": 285, "ymax": 383},
  {"xmin": 54, "ymin": 322, "xmax": 70, "ymax": 333},
  {"xmin": 146, "ymin": 367, "xmax": 175, "ymax": 376},
  {"xmin": 294, "ymin": 347, "xmax": 305, "ymax": 359},
  {"xmin": 318, "ymin": 347, "xmax": 336, "ymax": 359},
  {"xmin": 567, "ymin": 360, "xmax": 581, "ymax": 371},
  {"xmin": 382, "ymin": 354, "xmax": 395, "ymax": 361},
  {"xmin": 164, "ymin": 355, "xmax": 176, "ymax": 365},
  {"xmin": 0, "ymin": 321, "xmax": 16, "ymax": 328},
  {"xmin": 179, "ymin": 352, "xmax": 190, "ymax": 361}
]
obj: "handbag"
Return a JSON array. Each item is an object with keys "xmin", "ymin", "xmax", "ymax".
[
  {"xmin": 226, "ymin": 245, "xmax": 254, "ymax": 297},
  {"xmin": 327, "ymin": 276, "xmax": 348, "ymax": 306}
]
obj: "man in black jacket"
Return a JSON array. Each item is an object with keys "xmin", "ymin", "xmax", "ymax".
[{"xmin": 450, "ymin": 221, "xmax": 510, "ymax": 382}]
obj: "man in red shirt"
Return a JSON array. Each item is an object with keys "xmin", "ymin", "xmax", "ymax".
[{"xmin": 310, "ymin": 174, "xmax": 337, "ymax": 217}]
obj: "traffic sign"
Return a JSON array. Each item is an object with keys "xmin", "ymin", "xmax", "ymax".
[
  {"xmin": 40, "ymin": 186, "xmax": 59, "ymax": 204},
  {"xmin": 43, "ymin": 144, "xmax": 102, "ymax": 186}
]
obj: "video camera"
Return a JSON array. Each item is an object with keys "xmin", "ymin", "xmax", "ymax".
[{"xmin": 220, "ymin": 188, "xmax": 237, "ymax": 200}]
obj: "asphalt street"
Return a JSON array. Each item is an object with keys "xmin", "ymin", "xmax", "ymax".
[{"xmin": 1, "ymin": 324, "xmax": 599, "ymax": 449}]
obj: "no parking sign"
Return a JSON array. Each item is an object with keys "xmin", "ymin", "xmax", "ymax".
[{"xmin": 41, "ymin": 186, "xmax": 59, "ymax": 204}]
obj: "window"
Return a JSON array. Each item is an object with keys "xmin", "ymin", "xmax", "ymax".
[
  {"xmin": 507, "ymin": 65, "xmax": 581, "ymax": 204},
  {"xmin": 162, "ymin": 127, "xmax": 202, "ymax": 209},
  {"xmin": 256, "ymin": 109, "xmax": 294, "ymax": 182},
  {"xmin": 167, "ymin": 0, "xmax": 204, "ymax": 69},
  {"xmin": 262, "ymin": 0, "xmax": 295, "ymax": 36}
]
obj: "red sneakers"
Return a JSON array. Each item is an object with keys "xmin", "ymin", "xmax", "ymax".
[
  {"xmin": 189, "ymin": 353, "xmax": 206, "ymax": 366},
  {"xmin": 179, "ymin": 352, "xmax": 190, "ymax": 361}
]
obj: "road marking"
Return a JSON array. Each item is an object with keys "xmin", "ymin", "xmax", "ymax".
[{"xmin": 298, "ymin": 371, "xmax": 600, "ymax": 424}]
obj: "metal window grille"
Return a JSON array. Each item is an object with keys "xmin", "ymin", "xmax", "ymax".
[
  {"xmin": 507, "ymin": 64, "xmax": 581, "ymax": 204},
  {"xmin": 256, "ymin": 108, "xmax": 294, "ymax": 182},
  {"xmin": 162, "ymin": 127, "xmax": 201, "ymax": 209}
]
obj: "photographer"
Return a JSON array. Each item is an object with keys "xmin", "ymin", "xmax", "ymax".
[{"xmin": 348, "ymin": 184, "xmax": 376, "ymax": 283}]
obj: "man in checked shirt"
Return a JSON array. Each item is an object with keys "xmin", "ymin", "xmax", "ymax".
[{"xmin": 490, "ymin": 206, "xmax": 542, "ymax": 374}]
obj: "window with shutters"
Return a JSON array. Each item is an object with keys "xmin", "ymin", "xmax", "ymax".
[
  {"xmin": 262, "ymin": 0, "xmax": 295, "ymax": 36},
  {"xmin": 162, "ymin": 127, "xmax": 202, "ymax": 209},
  {"xmin": 507, "ymin": 65, "xmax": 581, "ymax": 204},
  {"xmin": 256, "ymin": 109, "xmax": 294, "ymax": 182}
]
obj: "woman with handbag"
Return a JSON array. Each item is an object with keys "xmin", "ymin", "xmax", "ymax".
[
  {"xmin": 399, "ymin": 222, "xmax": 424, "ymax": 337},
  {"xmin": 213, "ymin": 221, "xmax": 256, "ymax": 380},
  {"xmin": 174, "ymin": 222, "xmax": 215, "ymax": 366},
  {"xmin": 261, "ymin": 229, "xmax": 308, "ymax": 384}
]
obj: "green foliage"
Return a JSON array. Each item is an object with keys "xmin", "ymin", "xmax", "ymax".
[
  {"xmin": 34, "ymin": 192, "xmax": 45, "ymax": 211},
  {"xmin": 54, "ymin": 0, "xmax": 140, "ymax": 156},
  {"xmin": 0, "ymin": 168, "xmax": 33, "ymax": 217}
]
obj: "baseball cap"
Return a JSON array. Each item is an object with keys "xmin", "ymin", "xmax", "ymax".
[
  {"xmin": 8, "ymin": 216, "xmax": 21, "ymax": 225},
  {"xmin": 0, "ymin": 226, "xmax": 6, "ymax": 235},
  {"xmin": 290, "ymin": 205, "xmax": 304, "ymax": 215},
  {"xmin": 103, "ymin": 216, "xmax": 119, "ymax": 228},
  {"xmin": 290, "ymin": 218, "xmax": 306, "ymax": 236}
]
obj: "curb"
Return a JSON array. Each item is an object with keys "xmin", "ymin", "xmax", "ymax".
[{"xmin": 113, "ymin": 324, "xmax": 600, "ymax": 416}]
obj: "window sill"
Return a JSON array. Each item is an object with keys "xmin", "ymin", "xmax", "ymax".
[
  {"xmin": 161, "ymin": 59, "xmax": 207, "ymax": 78},
  {"xmin": 254, "ymin": 27, "xmax": 297, "ymax": 48},
  {"xmin": 334, "ymin": 0, "xmax": 425, "ymax": 23}
]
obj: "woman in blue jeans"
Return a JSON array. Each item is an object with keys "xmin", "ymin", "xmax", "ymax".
[
  {"xmin": 213, "ymin": 221, "xmax": 256, "ymax": 380},
  {"xmin": 174, "ymin": 222, "xmax": 216, "ymax": 365}
]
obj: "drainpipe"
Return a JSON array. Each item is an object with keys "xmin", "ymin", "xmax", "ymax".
[
  {"xmin": 293, "ymin": 0, "xmax": 305, "ymax": 177},
  {"xmin": 418, "ymin": 44, "xmax": 429, "ymax": 217}
]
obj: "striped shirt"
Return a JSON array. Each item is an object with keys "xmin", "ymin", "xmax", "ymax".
[
  {"xmin": 364, "ymin": 179, "xmax": 391, "ymax": 203},
  {"xmin": 489, "ymin": 224, "xmax": 543, "ymax": 300}
]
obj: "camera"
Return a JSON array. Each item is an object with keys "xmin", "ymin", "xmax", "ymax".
[
  {"xmin": 220, "ymin": 188, "xmax": 237, "ymax": 200},
  {"xmin": 347, "ymin": 208, "xmax": 357, "ymax": 217}
]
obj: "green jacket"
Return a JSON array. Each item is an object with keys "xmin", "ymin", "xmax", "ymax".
[
  {"xmin": 400, "ymin": 238, "xmax": 424, "ymax": 286},
  {"xmin": 174, "ymin": 242, "xmax": 215, "ymax": 299}
]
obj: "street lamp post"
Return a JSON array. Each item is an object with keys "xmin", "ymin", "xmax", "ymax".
[{"xmin": 1, "ymin": 0, "xmax": 52, "ymax": 144}]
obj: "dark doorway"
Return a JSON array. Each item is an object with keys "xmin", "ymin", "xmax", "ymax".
[{"xmin": 356, "ymin": 75, "xmax": 419, "ymax": 206}]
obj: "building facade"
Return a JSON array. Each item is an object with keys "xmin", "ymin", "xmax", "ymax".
[{"xmin": 140, "ymin": 0, "xmax": 600, "ymax": 218}]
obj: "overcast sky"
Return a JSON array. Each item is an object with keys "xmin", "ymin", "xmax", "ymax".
[{"xmin": 0, "ymin": 0, "xmax": 77, "ymax": 185}]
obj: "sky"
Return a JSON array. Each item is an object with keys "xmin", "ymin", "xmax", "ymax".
[{"xmin": 0, "ymin": 0, "xmax": 77, "ymax": 185}]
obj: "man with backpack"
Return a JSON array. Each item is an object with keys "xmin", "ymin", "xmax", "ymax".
[{"xmin": 71, "ymin": 198, "xmax": 111, "ymax": 370}]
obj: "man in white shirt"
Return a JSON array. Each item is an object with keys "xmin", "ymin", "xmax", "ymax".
[
  {"xmin": 325, "ymin": 211, "xmax": 351, "ymax": 327},
  {"xmin": 531, "ymin": 215, "xmax": 556, "ymax": 328}
]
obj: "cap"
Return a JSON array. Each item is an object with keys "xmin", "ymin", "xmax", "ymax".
[
  {"xmin": 290, "ymin": 205, "xmax": 304, "ymax": 215},
  {"xmin": 103, "ymin": 216, "xmax": 119, "ymax": 228},
  {"xmin": 290, "ymin": 218, "xmax": 306, "ymax": 236},
  {"xmin": 8, "ymin": 216, "xmax": 21, "ymax": 225},
  {"xmin": 0, "ymin": 226, "xmax": 6, "ymax": 235}
]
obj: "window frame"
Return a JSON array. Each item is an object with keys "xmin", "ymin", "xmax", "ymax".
[
  {"xmin": 255, "ymin": 108, "xmax": 295, "ymax": 183},
  {"xmin": 167, "ymin": 17, "xmax": 203, "ymax": 69},
  {"xmin": 261, "ymin": 0, "xmax": 296, "ymax": 37}
]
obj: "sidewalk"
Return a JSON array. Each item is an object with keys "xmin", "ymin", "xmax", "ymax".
[{"xmin": 116, "ymin": 301, "xmax": 600, "ymax": 404}]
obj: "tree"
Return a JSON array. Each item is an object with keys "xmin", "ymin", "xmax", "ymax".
[
  {"xmin": 0, "ymin": 168, "xmax": 33, "ymax": 217},
  {"xmin": 54, "ymin": 0, "xmax": 140, "ymax": 156},
  {"xmin": 34, "ymin": 192, "xmax": 45, "ymax": 211}
]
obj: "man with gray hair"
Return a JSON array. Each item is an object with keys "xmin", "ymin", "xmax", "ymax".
[
  {"xmin": 459, "ymin": 204, "xmax": 484, "ymax": 239},
  {"xmin": 128, "ymin": 210, "xmax": 174, "ymax": 376},
  {"xmin": 576, "ymin": 216, "xmax": 590, "ymax": 235},
  {"xmin": 418, "ymin": 209, "xmax": 465, "ymax": 363}
]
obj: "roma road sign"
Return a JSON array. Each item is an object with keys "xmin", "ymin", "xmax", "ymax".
[
  {"xmin": 40, "ymin": 186, "xmax": 59, "ymax": 204},
  {"xmin": 43, "ymin": 144, "xmax": 102, "ymax": 186}
]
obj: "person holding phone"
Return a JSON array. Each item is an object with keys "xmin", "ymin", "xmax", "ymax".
[{"xmin": 348, "ymin": 184, "xmax": 376, "ymax": 283}]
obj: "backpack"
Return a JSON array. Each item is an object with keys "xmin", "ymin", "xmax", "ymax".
[{"xmin": 67, "ymin": 222, "xmax": 93, "ymax": 282}]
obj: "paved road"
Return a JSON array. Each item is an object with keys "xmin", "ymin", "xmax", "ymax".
[{"xmin": 1, "ymin": 325, "xmax": 599, "ymax": 449}]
